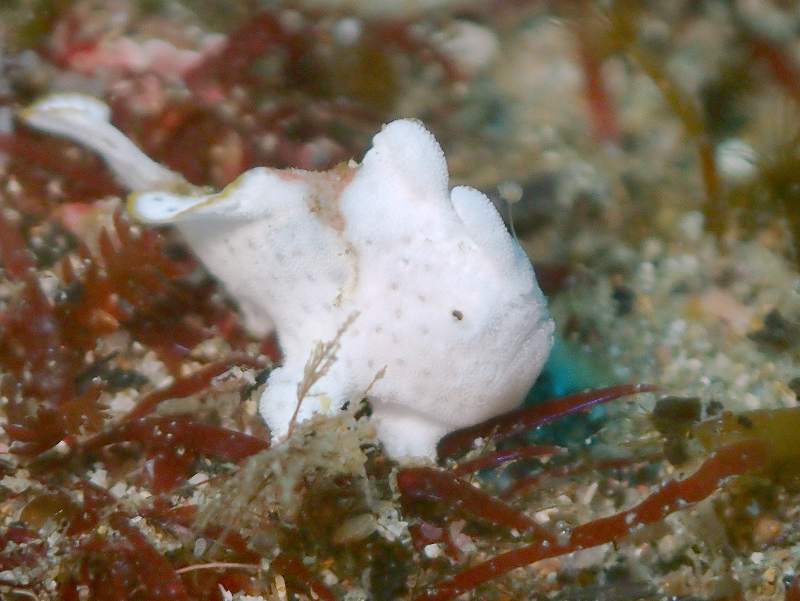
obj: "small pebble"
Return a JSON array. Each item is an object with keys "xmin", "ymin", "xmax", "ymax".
[{"xmin": 753, "ymin": 516, "xmax": 783, "ymax": 547}]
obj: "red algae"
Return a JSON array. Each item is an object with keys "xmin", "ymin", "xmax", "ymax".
[
  {"xmin": 124, "ymin": 356, "xmax": 264, "ymax": 421},
  {"xmin": 2, "ymin": 3, "xmax": 800, "ymax": 600},
  {"xmin": 0, "ymin": 210, "xmax": 35, "ymax": 278},
  {"xmin": 83, "ymin": 415, "xmax": 269, "ymax": 463},
  {"xmin": 414, "ymin": 441, "xmax": 767, "ymax": 601},
  {"xmin": 108, "ymin": 512, "xmax": 190, "ymax": 600},
  {"xmin": 272, "ymin": 554, "xmax": 337, "ymax": 601},
  {"xmin": 0, "ymin": 132, "xmax": 122, "ymax": 208},
  {"xmin": 451, "ymin": 443, "xmax": 563, "ymax": 476},
  {"xmin": 398, "ymin": 466, "xmax": 554, "ymax": 542},
  {"xmin": 183, "ymin": 11, "xmax": 289, "ymax": 102},
  {"xmin": 787, "ymin": 574, "xmax": 800, "ymax": 601},
  {"xmin": 437, "ymin": 384, "xmax": 655, "ymax": 460}
]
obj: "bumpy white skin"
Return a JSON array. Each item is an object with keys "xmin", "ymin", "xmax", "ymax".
[{"xmin": 21, "ymin": 94, "xmax": 555, "ymax": 458}]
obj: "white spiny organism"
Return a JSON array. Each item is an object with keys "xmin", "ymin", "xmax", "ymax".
[{"xmin": 22, "ymin": 93, "xmax": 554, "ymax": 458}]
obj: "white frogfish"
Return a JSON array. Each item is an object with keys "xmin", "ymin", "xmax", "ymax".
[{"xmin": 22, "ymin": 94, "xmax": 554, "ymax": 458}]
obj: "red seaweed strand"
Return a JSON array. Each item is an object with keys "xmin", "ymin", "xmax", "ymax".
[
  {"xmin": 414, "ymin": 440, "xmax": 767, "ymax": 601},
  {"xmin": 748, "ymin": 35, "xmax": 800, "ymax": 105},
  {"xmin": 573, "ymin": 26, "xmax": 621, "ymax": 145},
  {"xmin": 397, "ymin": 467, "xmax": 554, "ymax": 543},
  {"xmin": 452, "ymin": 444, "xmax": 563, "ymax": 476},
  {"xmin": 184, "ymin": 11, "xmax": 289, "ymax": 101},
  {"xmin": 108, "ymin": 512, "xmax": 190, "ymax": 600},
  {"xmin": 82, "ymin": 415, "xmax": 269, "ymax": 462},
  {"xmin": 0, "ymin": 525, "xmax": 45, "ymax": 571},
  {"xmin": 124, "ymin": 356, "xmax": 263, "ymax": 421},
  {"xmin": 787, "ymin": 573, "xmax": 800, "ymax": 601},
  {"xmin": 437, "ymin": 384, "xmax": 656, "ymax": 460}
]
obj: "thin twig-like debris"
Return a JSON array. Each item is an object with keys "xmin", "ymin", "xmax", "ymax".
[{"xmin": 287, "ymin": 312, "xmax": 359, "ymax": 437}]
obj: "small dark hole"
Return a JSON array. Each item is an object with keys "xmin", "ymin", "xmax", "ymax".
[{"xmin": 452, "ymin": 310, "xmax": 464, "ymax": 321}]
